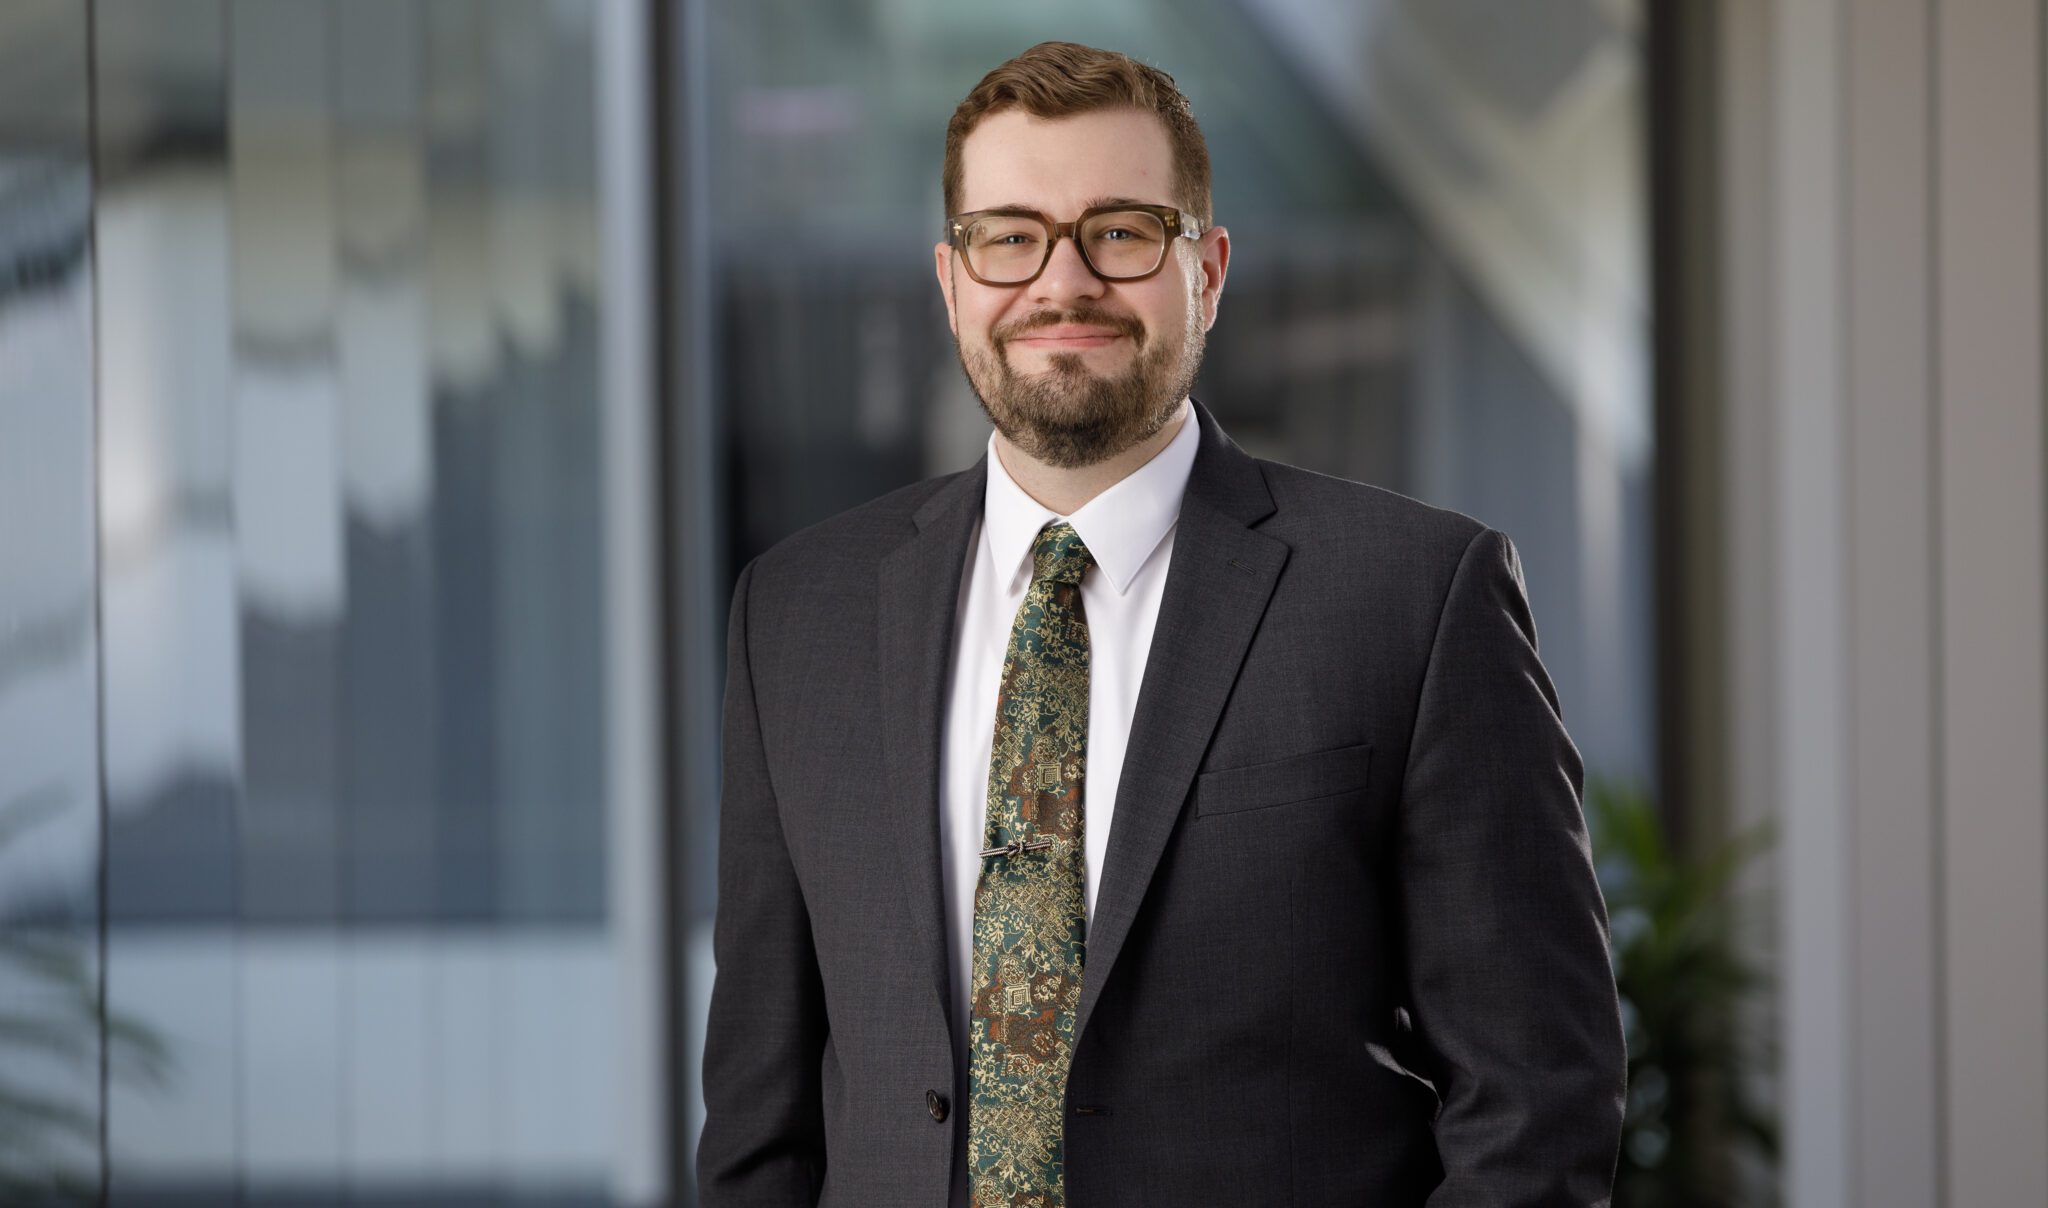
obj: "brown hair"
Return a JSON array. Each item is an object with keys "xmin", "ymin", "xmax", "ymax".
[{"xmin": 942, "ymin": 41, "xmax": 1213, "ymax": 228}]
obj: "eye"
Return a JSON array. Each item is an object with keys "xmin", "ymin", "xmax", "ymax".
[{"xmin": 970, "ymin": 226, "xmax": 1042, "ymax": 249}]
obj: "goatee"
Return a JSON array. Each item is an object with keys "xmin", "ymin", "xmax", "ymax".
[{"xmin": 957, "ymin": 303, "xmax": 1203, "ymax": 470}]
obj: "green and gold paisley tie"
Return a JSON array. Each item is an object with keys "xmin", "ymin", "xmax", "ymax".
[{"xmin": 967, "ymin": 521, "xmax": 1093, "ymax": 1208}]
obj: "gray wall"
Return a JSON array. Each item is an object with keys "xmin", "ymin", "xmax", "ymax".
[{"xmin": 1704, "ymin": 0, "xmax": 2048, "ymax": 1203}]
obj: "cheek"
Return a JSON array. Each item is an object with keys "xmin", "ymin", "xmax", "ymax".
[
  {"xmin": 958, "ymin": 296, "xmax": 1013, "ymax": 343},
  {"xmin": 1141, "ymin": 291, "xmax": 1196, "ymax": 343},
  {"xmin": 1141, "ymin": 266, "xmax": 1201, "ymax": 332}
]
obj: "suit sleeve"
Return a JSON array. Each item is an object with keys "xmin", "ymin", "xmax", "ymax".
[
  {"xmin": 697, "ymin": 558, "xmax": 830, "ymax": 1206},
  {"xmin": 1397, "ymin": 526, "xmax": 1627, "ymax": 1205}
]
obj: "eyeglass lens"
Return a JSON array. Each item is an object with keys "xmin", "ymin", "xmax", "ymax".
[{"xmin": 962, "ymin": 210, "xmax": 1168, "ymax": 283}]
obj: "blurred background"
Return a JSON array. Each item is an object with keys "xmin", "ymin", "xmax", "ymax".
[{"xmin": 0, "ymin": 1, "xmax": 2040, "ymax": 1205}]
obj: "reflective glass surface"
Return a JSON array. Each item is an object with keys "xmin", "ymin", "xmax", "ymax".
[
  {"xmin": 0, "ymin": 2, "xmax": 103, "ymax": 1201},
  {"xmin": 1, "ymin": 1, "xmax": 664, "ymax": 1203}
]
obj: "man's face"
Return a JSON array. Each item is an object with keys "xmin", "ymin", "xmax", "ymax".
[{"xmin": 934, "ymin": 107, "xmax": 1230, "ymax": 469}]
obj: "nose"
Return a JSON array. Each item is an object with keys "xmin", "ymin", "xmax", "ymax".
[{"xmin": 1029, "ymin": 230, "xmax": 1107, "ymax": 305}]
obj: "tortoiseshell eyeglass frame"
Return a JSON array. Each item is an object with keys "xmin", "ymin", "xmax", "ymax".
[{"xmin": 945, "ymin": 203, "xmax": 1204, "ymax": 287}]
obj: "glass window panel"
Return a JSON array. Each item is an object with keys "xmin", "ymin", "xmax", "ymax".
[
  {"xmin": 85, "ymin": 1, "xmax": 665, "ymax": 1203},
  {"xmin": 94, "ymin": 6, "xmax": 244, "ymax": 1199},
  {"xmin": 0, "ymin": 1, "xmax": 103, "ymax": 1202}
]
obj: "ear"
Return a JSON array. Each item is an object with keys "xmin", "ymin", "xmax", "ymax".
[
  {"xmin": 1196, "ymin": 224, "xmax": 1230, "ymax": 331},
  {"xmin": 934, "ymin": 241, "xmax": 959, "ymax": 337}
]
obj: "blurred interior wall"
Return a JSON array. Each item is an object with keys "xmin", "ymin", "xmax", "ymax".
[{"xmin": 1682, "ymin": 0, "xmax": 2048, "ymax": 1203}]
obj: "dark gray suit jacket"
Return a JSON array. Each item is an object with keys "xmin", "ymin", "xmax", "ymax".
[{"xmin": 698, "ymin": 398, "xmax": 1626, "ymax": 1206}]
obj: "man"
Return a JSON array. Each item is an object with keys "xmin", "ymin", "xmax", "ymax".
[{"xmin": 699, "ymin": 40, "xmax": 1625, "ymax": 1208}]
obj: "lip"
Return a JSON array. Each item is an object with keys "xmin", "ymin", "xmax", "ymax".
[{"xmin": 1009, "ymin": 326, "xmax": 1126, "ymax": 349}]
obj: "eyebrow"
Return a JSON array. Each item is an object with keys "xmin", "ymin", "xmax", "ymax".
[{"xmin": 981, "ymin": 195, "xmax": 1156, "ymax": 213}]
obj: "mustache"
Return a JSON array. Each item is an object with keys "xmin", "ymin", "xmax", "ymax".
[{"xmin": 993, "ymin": 307, "xmax": 1145, "ymax": 346}]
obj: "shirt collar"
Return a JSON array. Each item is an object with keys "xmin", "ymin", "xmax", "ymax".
[{"xmin": 981, "ymin": 398, "xmax": 1200, "ymax": 596}]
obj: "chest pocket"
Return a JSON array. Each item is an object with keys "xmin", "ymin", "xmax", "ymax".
[{"xmin": 1192, "ymin": 741, "xmax": 1374, "ymax": 817}]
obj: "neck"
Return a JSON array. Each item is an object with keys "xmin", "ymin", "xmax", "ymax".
[{"xmin": 994, "ymin": 400, "xmax": 1191, "ymax": 516}]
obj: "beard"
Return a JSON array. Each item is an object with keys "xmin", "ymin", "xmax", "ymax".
[{"xmin": 956, "ymin": 297, "xmax": 1205, "ymax": 470}]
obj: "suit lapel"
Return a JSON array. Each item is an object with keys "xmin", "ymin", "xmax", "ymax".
[
  {"xmin": 877, "ymin": 458, "xmax": 985, "ymax": 1046},
  {"xmin": 1073, "ymin": 399, "xmax": 1287, "ymax": 1047},
  {"xmin": 874, "ymin": 401, "xmax": 1286, "ymax": 1062}
]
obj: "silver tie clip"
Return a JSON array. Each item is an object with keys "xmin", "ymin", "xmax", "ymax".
[{"xmin": 980, "ymin": 836, "xmax": 1055, "ymax": 859}]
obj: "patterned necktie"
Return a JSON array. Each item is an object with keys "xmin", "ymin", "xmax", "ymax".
[{"xmin": 967, "ymin": 520, "xmax": 1094, "ymax": 1208}]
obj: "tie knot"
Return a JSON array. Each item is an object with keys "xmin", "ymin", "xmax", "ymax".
[{"xmin": 1031, "ymin": 522, "xmax": 1093, "ymax": 587}]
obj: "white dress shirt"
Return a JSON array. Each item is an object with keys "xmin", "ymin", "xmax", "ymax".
[{"xmin": 936, "ymin": 398, "xmax": 1200, "ymax": 1072}]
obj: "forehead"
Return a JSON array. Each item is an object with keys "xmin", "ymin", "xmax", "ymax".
[{"xmin": 956, "ymin": 107, "xmax": 1176, "ymax": 215}]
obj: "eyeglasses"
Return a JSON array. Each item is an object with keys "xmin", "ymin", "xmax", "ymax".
[{"xmin": 946, "ymin": 203, "xmax": 1203, "ymax": 286}]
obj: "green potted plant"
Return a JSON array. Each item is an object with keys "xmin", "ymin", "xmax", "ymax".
[
  {"xmin": 1588, "ymin": 774, "xmax": 1779, "ymax": 1208},
  {"xmin": 0, "ymin": 792, "xmax": 170, "ymax": 1204}
]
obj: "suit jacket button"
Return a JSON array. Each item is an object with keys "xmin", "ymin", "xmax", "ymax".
[{"xmin": 926, "ymin": 1090, "xmax": 949, "ymax": 1122}]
